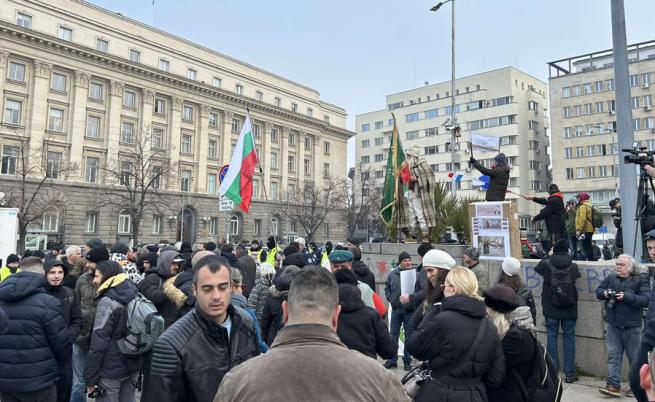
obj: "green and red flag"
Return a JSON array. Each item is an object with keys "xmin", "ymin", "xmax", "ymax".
[
  {"xmin": 219, "ymin": 112, "xmax": 258, "ymax": 212},
  {"xmin": 380, "ymin": 113, "xmax": 406, "ymax": 226}
]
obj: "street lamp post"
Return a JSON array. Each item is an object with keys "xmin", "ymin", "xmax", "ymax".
[{"xmin": 431, "ymin": 0, "xmax": 457, "ymax": 196}]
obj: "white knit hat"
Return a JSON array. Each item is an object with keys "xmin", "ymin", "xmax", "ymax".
[
  {"xmin": 502, "ymin": 257, "xmax": 521, "ymax": 277},
  {"xmin": 422, "ymin": 249, "xmax": 456, "ymax": 270}
]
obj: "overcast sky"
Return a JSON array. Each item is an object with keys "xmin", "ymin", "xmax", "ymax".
[{"xmin": 89, "ymin": 0, "xmax": 655, "ymax": 169}]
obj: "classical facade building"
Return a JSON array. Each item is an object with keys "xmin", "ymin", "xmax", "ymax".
[
  {"xmin": 0, "ymin": 0, "xmax": 352, "ymax": 247},
  {"xmin": 355, "ymin": 67, "xmax": 550, "ymax": 235}
]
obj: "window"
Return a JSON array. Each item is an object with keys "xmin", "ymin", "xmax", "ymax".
[
  {"xmin": 563, "ymin": 107, "xmax": 572, "ymax": 118},
  {"xmin": 564, "ymin": 148, "xmax": 572, "ymax": 158},
  {"xmin": 608, "ymin": 100, "xmax": 616, "ymax": 112},
  {"xmin": 8, "ymin": 62, "xmax": 25, "ymax": 82},
  {"xmin": 85, "ymin": 212, "xmax": 97, "ymax": 233},
  {"xmin": 424, "ymin": 146, "xmax": 438, "ymax": 155},
  {"xmin": 154, "ymin": 98, "xmax": 166, "ymax": 114},
  {"xmin": 633, "ymin": 118, "xmax": 641, "ymax": 131},
  {"xmin": 3, "ymin": 99, "xmax": 21, "ymax": 125},
  {"xmin": 288, "ymin": 132, "xmax": 295, "ymax": 146},
  {"xmin": 231, "ymin": 118, "xmax": 240, "ymax": 133},
  {"xmin": 291, "ymin": 103, "xmax": 298, "ymax": 112},
  {"xmin": 122, "ymin": 90, "xmax": 136, "ymax": 108},
  {"xmin": 149, "ymin": 127, "xmax": 163, "ymax": 149},
  {"xmin": 584, "ymin": 103, "xmax": 593, "ymax": 114},
  {"xmin": 425, "ymin": 109, "xmax": 439, "ymax": 119},
  {"xmin": 405, "ymin": 113, "xmax": 419, "ymax": 123},
  {"xmin": 288, "ymin": 183, "xmax": 296, "ymax": 199},
  {"xmin": 121, "ymin": 122, "xmax": 134, "ymax": 143},
  {"xmin": 361, "ymin": 123, "xmax": 370, "ymax": 132},
  {"xmin": 16, "ymin": 12, "xmax": 32, "ymax": 28},
  {"xmin": 271, "ymin": 128, "xmax": 278, "ymax": 143},
  {"xmin": 643, "ymin": 73, "xmax": 652, "ymax": 86},
  {"xmin": 183, "ymin": 105, "xmax": 193, "ymax": 121},
  {"xmin": 596, "ymin": 102, "xmax": 604, "ymax": 113},
  {"xmin": 152, "ymin": 215, "xmax": 163, "ymax": 235},
  {"xmin": 587, "ymin": 167, "xmax": 596, "ymax": 178},
  {"xmin": 562, "ymin": 87, "xmax": 570, "ymax": 97},
  {"xmin": 361, "ymin": 139, "xmax": 370, "ymax": 148},
  {"xmin": 583, "ymin": 83, "xmax": 592, "ymax": 94},
  {"xmin": 42, "ymin": 207, "xmax": 59, "ymax": 232},
  {"xmin": 595, "ymin": 81, "xmax": 603, "ymax": 92},
  {"xmin": 528, "ymin": 101, "xmax": 538, "ymax": 111},
  {"xmin": 58, "ymin": 26, "xmax": 72, "ymax": 41},
  {"xmin": 375, "ymin": 137, "xmax": 384, "ymax": 146},
  {"xmin": 235, "ymin": 84, "xmax": 243, "ymax": 95},
  {"xmin": 564, "ymin": 127, "xmax": 573, "ymax": 138},
  {"xmin": 118, "ymin": 210, "xmax": 131, "ymax": 234},
  {"xmin": 288, "ymin": 155, "xmax": 295, "ymax": 172},
  {"xmin": 213, "ymin": 77, "xmax": 222, "ymax": 88},
  {"xmin": 645, "ymin": 95, "xmax": 653, "ymax": 107},
  {"xmin": 253, "ymin": 219, "xmax": 261, "ymax": 236},
  {"xmin": 575, "ymin": 126, "xmax": 583, "ymax": 137},
  {"xmin": 270, "ymin": 182, "xmax": 278, "ymax": 200},
  {"xmin": 120, "ymin": 160, "xmax": 132, "ymax": 185},
  {"xmin": 96, "ymin": 38, "xmax": 109, "ymax": 52},
  {"xmin": 256, "ymin": 91, "xmax": 263, "ymax": 101},
  {"xmin": 89, "ymin": 82, "xmax": 103, "ymax": 100},
  {"xmin": 630, "ymin": 74, "xmax": 640, "ymax": 87},
  {"xmin": 187, "ymin": 68, "xmax": 197, "ymax": 80},
  {"xmin": 46, "ymin": 151, "xmax": 61, "ymax": 179},
  {"xmin": 576, "ymin": 147, "xmax": 584, "ymax": 158},
  {"xmin": 324, "ymin": 142, "xmax": 330, "ymax": 155},
  {"xmin": 1, "ymin": 145, "xmax": 18, "ymax": 174},
  {"xmin": 253, "ymin": 179, "xmax": 260, "ymax": 199},
  {"xmin": 324, "ymin": 223, "xmax": 329, "ymax": 237},
  {"xmin": 129, "ymin": 49, "xmax": 140, "ymax": 63},
  {"xmin": 302, "ymin": 136, "xmax": 311, "ymax": 150},
  {"xmin": 632, "ymin": 96, "xmax": 640, "ymax": 109},
  {"xmin": 181, "ymin": 134, "xmax": 192, "ymax": 154},
  {"xmin": 374, "ymin": 154, "xmax": 385, "ymax": 162},
  {"xmin": 576, "ymin": 167, "xmax": 585, "ymax": 179},
  {"xmin": 573, "ymin": 86, "xmax": 581, "ymax": 96},
  {"xmin": 304, "ymin": 158, "xmax": 311, "ymax": 175},
  {"xmin": 275, "ymin": 97, "xmax": 281, "ymax": 107},
  {"xmin": 51, "ymin": 72, "xmax": 66, "ymax": 92},
  {"xmin": 406, "ymin": 131, "xmax": 418, "ymax": 140},
  {"xmin": 323, "ymin": 162, "xmax": 330, "ymax": 178},
  {"xmin": 271, "ymin": 152, "xmax": 278, "ymax": 169},
  {"xmin": 374, "ymin": 121, "xmax": 383, "ymax": 129},
  {"xmin": 361, "ymin": 155, "xmax": 370, "ymax": 164},
  {"xmin": 209, "ymin": 217, "xmax": 218, "ymax": 235},
  {"xmin": 48, "ymin": 108, "xmax": 64, "ymax": 132},
  {"xmin": 207, "ymin": 173, "xmax": 217, "ymax": 194},
  {"xmin": 573, "ymin": 105, "xmax": 582, "ymax": 116},
  {"xmin": 499, "ymin": 136, "xmax": 517, "ymax": 145},
  {"xmin": 208, "ymin": 139, "xmax": 217, "ymax": 159},
  {"xmin": 86, "ymin": 115, "xmax": 100, "ymax": 138},
  {"xmin": 85, "ymin": 156, "xmax": 99, "ymax": 183},
  {"xmin": 180, "ymin": 170, "xmax": 192, "ymax": 192},
  {"xmin": 606, "ymin": 79, "xmax": 614, "ymax": 91},
  {"xmin": 151, "ymin": 166, "xmax": 162, "ymax": 189},
  {"xmin": 159, "ymin": 59, "xmax": 170, "ymax": 72},
  {"xmin": 566, "ymin": 168, "xmax": 574, "ymax": 179}
]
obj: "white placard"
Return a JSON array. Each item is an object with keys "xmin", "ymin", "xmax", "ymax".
[{"xmin": 400, "ymin": 269, "xmax": 417, "ymax": 296}]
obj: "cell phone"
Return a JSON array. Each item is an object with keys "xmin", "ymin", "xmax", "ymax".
[{"xmin": 649, "ymin": 350, "xmax": 655, "ymax": 385}]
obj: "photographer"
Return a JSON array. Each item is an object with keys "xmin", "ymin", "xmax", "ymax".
[
  {"xmin": 609, "ymin": 198, "xmax": 623, "ymax": 257},
  {"xmin": 595, "ymin": 255, "xmax": 650, "ymax": 397}
]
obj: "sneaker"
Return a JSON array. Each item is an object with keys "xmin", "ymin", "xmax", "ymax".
[
  {"xmin": 564, "ymin": 375, "xmax": 579, "ymax": 383},
  {"xmin": 626, "ymin": 389, "xmax": 634, "ymax": 397},
  {"xmin": 383, "ymin": 360, "xmax": 397, "ymax": 369},
  {"xmin": 598, "ymin": 384, "xmax": 621, "ymax": 398},
  {"xmin": 404, "ymin": 363, "xmax": 412, "ymax": 371}
]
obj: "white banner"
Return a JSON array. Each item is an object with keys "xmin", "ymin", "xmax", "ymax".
[{"xmin": 470, "ymin": 132, "xmax": 500, "ymax": 154}]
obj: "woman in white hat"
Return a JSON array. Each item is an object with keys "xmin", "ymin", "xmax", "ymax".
[{"xmin": 496, "ymin": 257, "xmax": 536, "ymax": 325}]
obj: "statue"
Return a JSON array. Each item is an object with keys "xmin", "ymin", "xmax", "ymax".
[{"xmin": 399, "ymin": 144, "xmax": 437, "ymax": 241}]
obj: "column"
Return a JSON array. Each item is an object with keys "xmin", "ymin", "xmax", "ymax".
[
  {"xmin": 105, "ymin": 80, "xmax": 124, "ymax": 181},
  {"xmin": 68, "ymin": 71, "xmax": 89, "ymax": 180},
  {"xmin": 0, "ymin": 52, "xmax": 8, "ymax": 100},
  {"xmin": 197, "ymin": 105, "xmax": 210, "ymax": 192},
  {"xmin": 313, "ymin": 133, "xmax": 324, "ymax": 181},
  {"xmin": 262, "ymin": 122, "xmax": 273, "ymax": 195},
  {"xmin": 27, "ymin": 60, "xmax": 53, "ymax": 159},
  {"xmin": 281, "ymin": 127, "xmax": 290, "ymax": 191},
  {"xmin": 142, "ymin": 89, "xmax": 155, "ymax": 131},
  {"xmin": 168, "ymin": 96, "xmax": 183, "ymax": 191},
  {"xmin": 221, "ymin": 111, "xmax": 234, "ymax": 164}
]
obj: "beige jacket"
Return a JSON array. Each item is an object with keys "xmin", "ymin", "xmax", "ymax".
[{"xmin": 214, "ymin": 323, "xmax": 409, "ymax": 402}]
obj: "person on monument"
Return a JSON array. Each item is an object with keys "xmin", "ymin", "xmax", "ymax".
[
  {"xmin": 470, "ymin": 153, "xmax": 510, "ymax": 202},
  {"xmin": 527, "ymin": 183, "xmax": 566, "ymax": 246},
  {"xmin": 399, "ymin": 143, "xmax": 437, "ymax": 241}
]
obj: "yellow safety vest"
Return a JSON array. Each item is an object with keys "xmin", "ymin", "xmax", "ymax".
[
  {"xmin": 321, "ymin": 251, "xmax": 330, "ymax": 267},
  {"xmin": 0, "ymin": 267, "xmax": 20, "ymax": 282},
  {"xmin": 266, "ymin": 247, "xmax": 280, "ymax": 266}
]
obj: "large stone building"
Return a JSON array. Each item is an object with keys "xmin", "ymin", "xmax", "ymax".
[
  {"xmin": 0, "ymin": 0, "xmax": 352, "ymax": 248},
  {"xmin": 548, "ymin": 40, "xmax": 655, "ymax": 220},
  {"xmin": 355, "ymin": 67, "xmax": 550, "ymax": 236}
]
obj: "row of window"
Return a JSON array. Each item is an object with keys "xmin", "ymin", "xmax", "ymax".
[
  {"xmin": 562, "ymin": 96, "xmax": 653, "ymax": 118},
  {"xmin": 564, "ymin": 144, "xmax": 619, "ymax": 159},
  {"xmin": 13, "ymin": 12, "xmax": 329, "ymax": 123},
  {"xmin": 562, "ymin": 118, "xmax": 654, "ymax": 138},
  {"xmin": 386, "ymin": 84, "xmax": 486, "ymax": 111},
  {"xmin": 564, "ymin": 165, "xmax": 620, "ymax": 179},
  {"xmin": 561, "ymin": 73, "xmax": 652, "ymax": 98}
]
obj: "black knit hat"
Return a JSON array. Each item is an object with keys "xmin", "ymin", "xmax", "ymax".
[
  {"xmin": 282, "ymin": 252, "xmax": 306, "ymax": 268},
  {"xmin": 111, "ymin": 242, "xmax": 130, "ymax": 255},
  {"xmin": 417, "ymin": 242, "xmax": 433, "ymax": 257},
  {"xmin": 283, "ymin": 244, "xmax": 299, "ymax": 257},
  {"xmin": 86, "ymin": 246, "xmax": 110, "ymax": 263},
  {"xmin": 484, "ymin": 285, "xmax": 520, "ymax": 314},
  {"xmin": 398, "ymin": 251, "xmax": 411, "ymax": 264},
  {"xmin": 553, "ymin": 239, "xmax": 569, "ymax": 254},
  {"xmin": 5, "ymin": 254, "xmax": 19, "ymax": 265},
  {"xmin": 334, "ymin": 268, "xmax": 358, "ymax": 286}
]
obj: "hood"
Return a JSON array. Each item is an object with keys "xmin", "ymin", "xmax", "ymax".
[
  {"xmin": 173, "ymin": 270, "xmax": 193, "ymax": 288},
  {"xmin": 550, "ymin": 192, "xmax": 564, "ymax": 200},
  {"xmin": 98, "ymin": 273, "xmax": 137, "ymax": 304},
  {"xmin": 548, "ymin": 253, "xmax": 574, "ymax": 269},
  {"xmin": 155, "ymin": 250, "xmax": 180, "ymax": 278},
  {"xmin": 163, "ymin": 275, "xmax": 188, "ymax": 308},
  {"xmin": 0, "ymin": 271, "xmax": 47, "ymax": 302},
  {"xmin": 231, "ymin": 293, "xmax": 248, "ymax": 310},
  {"xmin": 338, "ymin": 283, "xmax": 365, "ymax": 313},
  {"xmin": 351, "ymin": 260, "xmax": 371, "ymax": 277},
  {"xmin": 283, "ymin": 252, "xmax": 306, "ymax": 268},
  {"xmin": 441, "ymin": 294, "xmax": 486, "ymax": 318},
  {"xmin": 509, "ymin": 306, "xmax": 536, "ymax": 332}
]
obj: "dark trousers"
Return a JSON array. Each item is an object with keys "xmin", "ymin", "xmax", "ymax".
[
  {"xmin": 582, "ymin": 232, "xmax": 594, "ymax": 261},
  {"xmin": 1, "ymin": 385, "xmax": 57, "ymax": 402},
  {"xmin": 568, "ymin": 234, "xmax": 579, "ymax": 259},
  {"xmin": 56, "ymin": 363, "xmax": 72, "ymax": 402}
]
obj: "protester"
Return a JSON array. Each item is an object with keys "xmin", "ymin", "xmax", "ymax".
[
  {"xmin": 329, "ymin": 250, "xmax": 386, "ymax": 316},
  {"xmin": 384, "ymin": 251, "xmax": 416, "ymax": 370},
  {"xmin": 110, "ymin": 242, "xmax": 142, "ymax": 284},
  {"xmin": 528, "ymin": 183, "xmax": 566, "ymax": 246},
  {"xmin": 235, "ymin": 244, "xmax": 256, "ymax": 297},
  {"xmin": 84, "ymin": 260, "xmax": 142, "ymax": 402},
  {"xmin": 463, "ymin": 246, "xmax": 488, "ymax": 292},
  {"xmin": 248, "ymin": 262, "xmax": 275, "ymax": 322},
  {"xmin": 534, "ymin": 239, "xmax": 581, "ymax": 383},
  {"xmin": 263, "ymin": 236, "xmax": 282, "ymax": 267},
  {"xmin": 496, "ymin": 257, "xmax": 536, "ymax": 325},
  {"xmin": 214, "ymin": 267, "xmax": 409, "ymax": 402},
  {"xmin": 321, "ymin": 240, "xmax": 333, "ymax": 267},
  {"xmin": 609, "ymin": 198, "xmax": 623, "ymax": 256},
  {"xmin": 334, "ymin": 268, "xmax": 396, "ymax": 360},
  {"xmin": 409, "ymin": 242, "xmax": 433, "ymax": 310},
  {"xmin": 406, "ymin": 267, "xmax": 505, "ymax": 401},
  {"xmin": 591, "ymin": 240, "xmax": 602, "ymax": 262},
  {"xmin": 260, "ymin": 266, "xmax": 300, "ymax": 345},
  {"xmin": 147, "ymin": 255, "xmax": 259, "ymax": 402},
  {"xmin": 138, "ymin": 250, "xmax": 185, "ymax": 328},
  {"xmin": 62, "ymin": 245, "xmax": 85, "ymax": 288},
  {"xmin": 0, "ymin": 257, "xmax": 71, "ymax": 402},
  {"xmin": 229, "ymin": 268, "xmax": 268, "ymax": 353},
  {"xmin": 565, "ymin": 198, "xmax": 579, "ymax": 259},
  {"xmin": 470, "ymin": 153, "xmax": 510, "ymax": 201},
  {"xmin": 220, "ymin": 244, "xmax": 239, "ymax": 268},
  {"xmin": 575, "ymin": 192, "xmax": 595, "ymax": 261},
  {"xmin": 204, "ymin": 241, "xmax": 217, "ymax": 252},
  {"xmin": 43, "ymin": 259, "xmax": 83, "ymax": 402},
  {"xmin": 349, "ymin": 246, "xmax": 376, "ymax": 291},
  {"xmin": 596, "ymin": 254, "xmax": 650, "ymax": 397},
  {"xmin": 0, "ymin": 253, "xmax": 20, "ymax": 282},
  {"xmin": 295, "ymin": 237, "xmax": 317, "ymax": 265},
  {"xmin": 179, "ymin": 241, "xmax": 194, "ymax": 271}
]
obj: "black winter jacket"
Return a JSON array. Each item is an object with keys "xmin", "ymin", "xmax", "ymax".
[
  {"xmin": 74, "ymin": 271, "xmax": 97, "ymax": 347},
  {"xmin": 596, "ymin": 272, "xmax": 650, "ymax": 328},
  {"xmin": 45, "ymin": 283, "xmax": 83, "ymax": 343},
  {"xmin": 532, "ymin": 192, "xmax": 566, "ymax": 238},
  {"xmin": 0, "ymin": 271, "xmax": 71, "ymax": 393},
  {"xmin": 410, "ymin": 263, "xmax": 429, "ymax": 309},
  {"xmin": 384, "ymin": 268, "xmax": 416, "ymax": 314},
  {"xmin": 534, "ymin": 253, "xmax": 581, "ymax": 320},
  {"xmin": 472, "ymin": 160, "xmax": 510, "ymax": 202},
  {"xmin": 336, "ymin": 282, "xmax": 396, "ymax": 359},
  {"xmin": 138, "ymin": 250, "xmax": 181, "ymax": 328},
  {"xmin": 488, "ymin": 326, "xmax": 538, "ymax": 402},
  {"xmin": 84, "ymin": 275, "xmax": 142, "ymax": 385},
  {"xmin": 260, "ymin": 272, "xmax": 294, "ymax": 345},
  {"xmin": 146, "ymin": 305, "xmax": 259, "ymax": 402},
  {"xmin": 406, "ymin": 294, "xmax": 505, "ymax": 402},
  {"xmin": 174, "ymin": 270, "xmax": 195, "ymax": 316},
  {"xmin": 237, "ymin": 255, "xmax": 257, "ymax": 298},
  {"xmin": 352, "ymin": 260, "xmax": 376, "ymax": 291},
  {"xmin": 516, "ymin": 287, "xmax": 537, "ymax": 326}
]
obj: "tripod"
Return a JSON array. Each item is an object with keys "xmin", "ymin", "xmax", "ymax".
[{"xmin": 632, "ymin": 166, "xmax": 655, "ymax": 256}]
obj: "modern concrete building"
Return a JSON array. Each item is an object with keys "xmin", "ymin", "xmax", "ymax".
[
  {"xmin": 0, "ymin": 0, "xmax": 352, "ymax": 247},
  {"xmin": 355, "ymin": 67, "xmax": 550, "ymax": 235},
  {"xmin": 548, "ymin": 40, "xmax": 655, "ymax": 223}
]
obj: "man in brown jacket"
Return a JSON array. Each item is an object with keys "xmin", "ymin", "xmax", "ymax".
[{"xmin": 214, "ymin": 266, "xmax": 409, "ymax": 402}]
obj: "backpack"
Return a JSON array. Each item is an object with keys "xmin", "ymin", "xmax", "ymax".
[
  {"xmin": 591, "ymin": 205, "xmax": 604, "ymax": 228},
  {"xmin": 545, "ymin": 259, "xmax": 576, "ymax": 307},
  {"xmin": 513, "ymin": 329, "xmax": 563, "ymax": 402},
  {"xmin": 117, "ymin": 293, "xmax": 165, "ymax": 355}
]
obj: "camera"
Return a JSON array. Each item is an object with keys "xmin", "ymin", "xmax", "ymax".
[
  {"xmin": 88, "ymin": 385, "xmax": 106, "ymax": 398},
  {"xmin": 606, "ymin": 289, "xmax": 618, "ymax": 309},
  {"xmin": 624, "ymin": 144, "xmax": 655, "ymax": 166},
  {"xmin": 577, "ymin": 232, "xmax": 586, "ymax": 241}
]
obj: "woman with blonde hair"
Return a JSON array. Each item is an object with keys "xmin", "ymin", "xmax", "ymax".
[{"xmin": 406, "ymin": 267, "xmax": 505, "ymax": 402}]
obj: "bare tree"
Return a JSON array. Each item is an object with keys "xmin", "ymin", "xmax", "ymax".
[
  {"xmin": 346, "ymin": 164, "xmax": 382, "ymax": 240},
  {"xmin": 2, "ymin": 131, "xmax": 77, "ymax": 253},
  {"xmin": 99, "ymin": 125, "xmax": 176, "ymax": 245},
  {"xmin": 279, "ymin": 178, "xmax": 346, "ymax": 242}
]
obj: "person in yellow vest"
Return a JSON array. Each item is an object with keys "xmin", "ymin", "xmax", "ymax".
[
  {"xmin": 0, "ymin": 254, "xmax": 21, "ymax": 282},
  {"xmin": 320, "ymin": 241, "xmax": 333, "ymax": 268},
  {"xmin": 249, "ymin": 240, "xmax": 263, "ymax": 263},
  {"xmin": 264, "ymin": 236, "xmax": 282, "ymax": 268}
]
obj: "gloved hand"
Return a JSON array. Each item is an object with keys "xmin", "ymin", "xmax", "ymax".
[{"xmin": 469, "ymin": 157, "xmax": 477, "ymax": 164}]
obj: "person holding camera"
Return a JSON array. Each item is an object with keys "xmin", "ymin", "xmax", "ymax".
[{"xmin": 595, "ymin": 254, "xmax": 650, "ymax": 397}]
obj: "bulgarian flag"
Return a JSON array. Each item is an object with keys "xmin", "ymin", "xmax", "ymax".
[{"xmin": 219, "ymin": 112, "xmax": 258, "ymax": 212}]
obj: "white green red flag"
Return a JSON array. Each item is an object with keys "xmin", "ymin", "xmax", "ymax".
[{"xmin": 219, "ymin": 113, "xmax": 258, "ymax": 212}]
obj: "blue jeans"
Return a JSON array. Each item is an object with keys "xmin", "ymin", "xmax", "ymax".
[
  {"xmin": 545, "ymin": 317, "xmax": 577, "ymax": 376},
  {"xmin": 606, "ymin": 324, "xmax": 641, "ymax": 388},
  {"xmin": 71, "ymin": 344, "xmax": 87, "ymax": 402},
  {"xmin": 389, "ymin": 309, "xmax": 412, "ymax": 365}
]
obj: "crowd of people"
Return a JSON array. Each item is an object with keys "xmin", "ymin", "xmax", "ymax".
[{"xmin": 2, "ymin": 230, "xmax": 655, "ymax": 401}]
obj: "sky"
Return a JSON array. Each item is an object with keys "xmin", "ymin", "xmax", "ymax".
[{"xmin": 88, "ymin": 0, "xmax": 655, "ymax": 168}]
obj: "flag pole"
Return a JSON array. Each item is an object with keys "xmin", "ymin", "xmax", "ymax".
[{"xmin": 391, "ymin": 113, "xmax": 401, "ymax": 243}]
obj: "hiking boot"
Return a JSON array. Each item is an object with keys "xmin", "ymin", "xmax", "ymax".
[
  {"xmin": 598, "ymin": 384, "xmax": 621, "ymax": 397},
  {"xmin": 383, "ymin": 360, "xmax": 397, "ymax": 369},
  {"xmin": 564, "ymin": 374, "xmax": 579, "ymax": 383}
]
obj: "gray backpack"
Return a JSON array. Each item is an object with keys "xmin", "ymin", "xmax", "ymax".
[{"xmin": 117, "ymin": 293, "xmax": 165, "ymax": 355}]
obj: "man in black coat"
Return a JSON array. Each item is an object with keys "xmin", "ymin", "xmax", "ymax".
[
  {"xmin": 470, "ymin": 153, "xmax": 510, "ymax": 201},
  {"xmin": 44, "ymin": 259, "xmax": 83, "ymax": 402},
  {"xmin": 384, "ymin": 251, "xmax": 416, "ymax": 371},
  {"xmin": 349, "ymin": 246, "xmax": 376, "ymax": 291},
  {"xmin": 235, "ymin": 244, "xmax": 256, "ymax": 298},
  {"xmin": 529, "ymin": 183, "xmax": 566, "ymax": 247},
  {"xmin": 0, "ymin": 257, "xmax": 71, "ymax": 402}
]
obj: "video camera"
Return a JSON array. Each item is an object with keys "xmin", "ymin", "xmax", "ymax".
[{"xmin": 624, "ymin": 142, "xmax": 655, "ymax": 166}]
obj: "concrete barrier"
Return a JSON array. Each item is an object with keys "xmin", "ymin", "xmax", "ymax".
[{"xmin": 360, "ymin": 243, "xmax": 637, "ymax": 379}]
